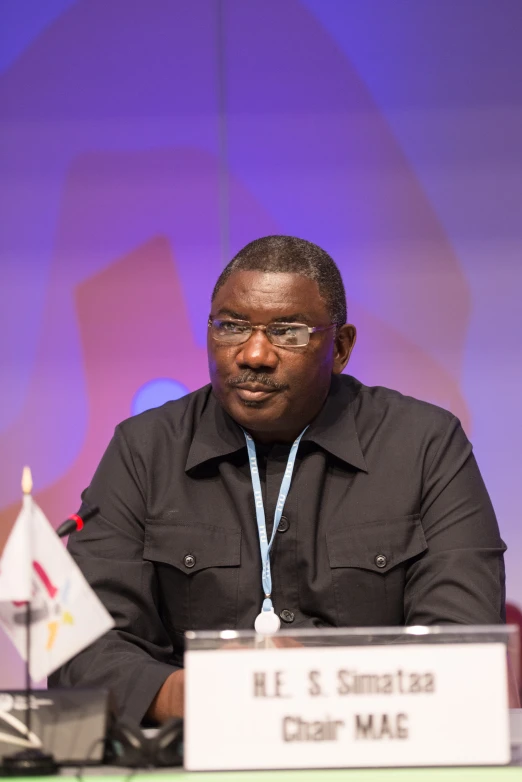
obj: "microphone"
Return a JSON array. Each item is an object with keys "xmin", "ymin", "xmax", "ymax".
[{"xmin": 56, "ymin": 505, "xmax": 99, "ymax": 538}]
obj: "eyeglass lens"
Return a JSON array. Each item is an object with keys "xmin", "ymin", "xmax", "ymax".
[{"xmin": 210, "ymin": 319, "xmax": 310, "ymax": 347}]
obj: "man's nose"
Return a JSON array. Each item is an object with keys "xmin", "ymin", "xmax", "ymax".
[{"xmin": 236, "ymin": 329, "xmax": 278, "ymax": 369}]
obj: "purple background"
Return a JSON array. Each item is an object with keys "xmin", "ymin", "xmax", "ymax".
[{"xmin": 1, "ymin": 0, "xmax": 521, "ymax": 686}]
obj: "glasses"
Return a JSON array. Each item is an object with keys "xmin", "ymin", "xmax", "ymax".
[{"xmin": 208, "ymin": 318, "xmax": 335, "ymax": 347}]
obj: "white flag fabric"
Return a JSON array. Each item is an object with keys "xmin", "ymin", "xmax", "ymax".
[
  {"xmin": 0, "ymin": 495, "xmax": 114, "ymax": 682},
  {"xmin": 0, "ymin": 497, "xmax": 32, "ymax": 602}
]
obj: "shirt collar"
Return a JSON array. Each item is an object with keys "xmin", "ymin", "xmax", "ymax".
[
  {"xmin": 185, "ymin": 375, "xmax": 368, "ymax": 473},
  {"xmin": 185, "ymin": 389, "xmax": 246, "ymax": 471},
  {"xmin": 302, "ymin": 374, "xmax": 367, "ymax": 472}
]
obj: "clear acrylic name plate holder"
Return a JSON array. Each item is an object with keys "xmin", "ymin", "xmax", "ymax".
[{"xmin": 184, "ymin": 625, "xmax": 519, "ymax": 771}]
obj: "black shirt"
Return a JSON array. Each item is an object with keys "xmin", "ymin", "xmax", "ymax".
[{"xmin": 49, "ymin": 375, "xmax": 506, "ymax": 722}]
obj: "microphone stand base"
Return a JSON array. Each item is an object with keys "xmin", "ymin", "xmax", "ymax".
[{"xmin": 0, "ymin": 749, "xmax": 58, "ymax": 776}]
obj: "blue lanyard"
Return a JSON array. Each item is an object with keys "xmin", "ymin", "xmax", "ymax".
[{"xmin": 243, "ymin": 427, "xmax": 307, "ymax": 616}]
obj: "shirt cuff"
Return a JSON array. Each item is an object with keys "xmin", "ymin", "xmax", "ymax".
[{"xmin": 120, "ymin": 661, "xmax": 180, "ymax": 725}]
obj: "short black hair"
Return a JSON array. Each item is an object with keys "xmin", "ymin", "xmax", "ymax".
[{"xmin": 212, "ymin": 235, "xmax": 347, "ymax": 326}]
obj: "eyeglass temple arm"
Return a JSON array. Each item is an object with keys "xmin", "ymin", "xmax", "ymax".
[{"xmin": 309, "ymin": 324, "xmax": 336, "ymax": 333}]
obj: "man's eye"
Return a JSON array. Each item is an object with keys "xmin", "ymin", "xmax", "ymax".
[
  {"xmin": 219, "ymin": 320, "xmax": 249, "ymax": 333},
  {"xmin": 270, "ymin": 324, "xmax": 299, "ymax": 337}
]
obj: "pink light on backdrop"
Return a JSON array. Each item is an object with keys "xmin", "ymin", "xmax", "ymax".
[{"xmin": 0, "ymin": 235, "xmax": 207, "ymax": 544}]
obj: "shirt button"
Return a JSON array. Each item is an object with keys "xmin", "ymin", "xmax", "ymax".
[
  {"xmin": 280, "ymin": 609, "xmax": 295, "ymax": 623},
  {"xmin": 375, "ymin": 554, "xmax": 387, "ymax": 569},
  {"xmin": 184, "ymin": 554, "xmax": 196, "ymax": 568},
  {"xmin": 277, "ymin": 516, "xmax": 290, "ymax": 533}
]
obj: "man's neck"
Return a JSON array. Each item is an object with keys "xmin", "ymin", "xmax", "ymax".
[
  {"xmin": 245, "ymin": 420, "xmax": 311, "ymax": 446},
  {"xmin": 250, "ymin": 431, "xmax": 299, "ymax": 446}
]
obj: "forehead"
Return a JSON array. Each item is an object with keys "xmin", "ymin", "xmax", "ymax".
[{"xmin": 212, "ymin": 271, "xmax": 329, "ymax": 321}]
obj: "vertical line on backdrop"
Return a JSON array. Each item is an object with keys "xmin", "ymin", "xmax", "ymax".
[{"xmin": 217, "ymin": 0, "xmax": 230, "ymax": 267}]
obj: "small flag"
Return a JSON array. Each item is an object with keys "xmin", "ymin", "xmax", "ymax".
[{"xmin": 0, "ymin": 468, "xmax": 114, "ymax": 682}]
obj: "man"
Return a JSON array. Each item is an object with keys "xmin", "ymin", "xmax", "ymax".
[{"xmin": 49, "ymin": 235, "xmax": 506, "ymax": 723}]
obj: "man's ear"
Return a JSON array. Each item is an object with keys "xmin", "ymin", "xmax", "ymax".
[{"xmin": 333, "ymin": 324, "xmax": 356, "ymax": 374}]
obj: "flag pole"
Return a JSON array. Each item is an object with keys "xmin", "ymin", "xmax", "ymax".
[
  {"xmin": 21, "ymin": 468, "xmax": 32, "ymax": 742},
  {"xmin": 0, "ymin": 468, "xmax": 58, "ymax": 777}
]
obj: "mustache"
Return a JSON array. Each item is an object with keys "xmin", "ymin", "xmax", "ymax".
[{"xmin": 226, "ymin": 372, "xmax": 288, "ymax": 391}]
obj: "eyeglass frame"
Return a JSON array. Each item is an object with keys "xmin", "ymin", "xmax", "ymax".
[{"xmin": 207, "ymin": 316, "xmax": 336, "ymax": 348}]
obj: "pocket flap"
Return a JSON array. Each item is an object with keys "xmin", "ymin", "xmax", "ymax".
[
  {"xmin": 327, "ymin": 514, "xmax": 426, "ymax": 573},
  {"xmin": 144, "ymin": 519, "xmax": 241, "ymax": 574}
]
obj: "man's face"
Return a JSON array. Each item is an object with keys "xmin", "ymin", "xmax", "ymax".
[{"xmin": 208, "ymin": 270, "xmax": 356, "ymax": 442}]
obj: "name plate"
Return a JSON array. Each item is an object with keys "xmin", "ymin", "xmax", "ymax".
[{"xmin": 185, "ymin": 642, "xmax": 509, "ymax": 770}]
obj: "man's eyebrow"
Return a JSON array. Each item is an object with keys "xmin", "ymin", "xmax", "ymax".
[
  {"xmin": 273, "ymin": 313, "xmax": 312, "ymax": 324},
  {"xmin": 215, "ymin": 308, "xmax": 249, "ymax": 320},
  {"xmin": 214, "ymin": 309, "xmax": 313, "ymax": 323}
]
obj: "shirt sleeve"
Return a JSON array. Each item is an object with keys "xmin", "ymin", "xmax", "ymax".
[
  {"xmin": 47, "ymin": 425, "xmax": 178, "ymax": 724},
  {"xmin": 404, "ymin": 415, "xmax": 506, "ymax": 625}
]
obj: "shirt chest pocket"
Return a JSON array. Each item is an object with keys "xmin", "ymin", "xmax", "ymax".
[
  {"xmin": 143, "ymin": 520, "xmax": 241, "ymax": 633},
  {"xmin": 326, "ymin": 514, "xmax": 427, "ymax": 627}
]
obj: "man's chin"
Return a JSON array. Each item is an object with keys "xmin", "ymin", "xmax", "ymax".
[
  {"xmin": 240, "ymin": 399, "xmax": 265, "ymax": 408},
  {"xmin": 226, "ymin": 393, "xmax": 285, "ymax": 429}
]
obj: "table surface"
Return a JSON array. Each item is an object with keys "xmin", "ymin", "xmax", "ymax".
[{"xmin": 36, "ymin": 767, "xmax": 522, "ymax": 781}]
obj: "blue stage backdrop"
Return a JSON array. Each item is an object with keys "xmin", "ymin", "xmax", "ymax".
[{"xmin": 1, "ymin": 0, "xmax": 521, "ymax": 687}]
